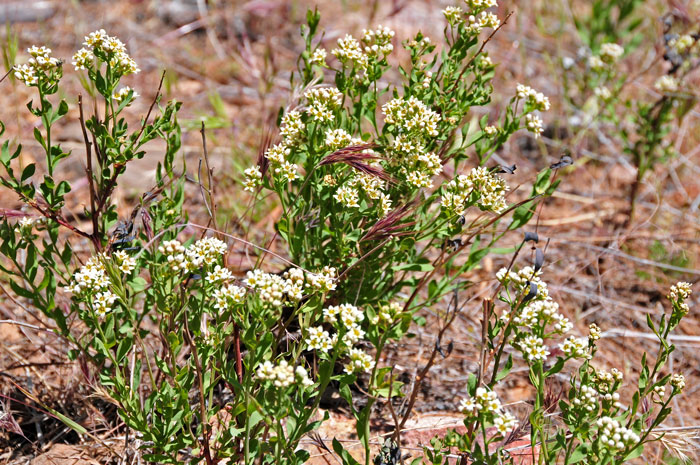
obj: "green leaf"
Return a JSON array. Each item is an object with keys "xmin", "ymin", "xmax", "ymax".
[
  {"xmin": 332, "ymin": 438, "xmax": 361, "ymax": 465},
  {"xmin": 21, "ymin": 163, "xmax": 35, "ymax": 182},
  {"xmin": 494, "ymin": 354, "xmax": 513, "ymax": 382},
  {"xmin": 545, "ymin": 357, "xmax": 566, "ymax": 377},
  {"xmin": 623, "ymin": 444, "xmax": 644, "ymax": 461},
  {"xmin": 568, "ymin": 444, "xmax": 588, "ymax": 463}
]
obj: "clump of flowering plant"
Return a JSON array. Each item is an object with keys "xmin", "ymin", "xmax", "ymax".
[{"xmin": 423, "ymin": 236, "xmax": 692, "ymax": 465}]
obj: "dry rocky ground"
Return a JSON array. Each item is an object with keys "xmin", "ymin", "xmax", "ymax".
[{"xmin": 0, "ymin": 0, "xmax": 699, "ymax": 463}]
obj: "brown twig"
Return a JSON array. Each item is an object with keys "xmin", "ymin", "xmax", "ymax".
[
  {"xmin": 78, "ymin": 94, "xmax": 98, "ymax": 239},
  {"xmin": 200, "ymin": 121, "xmax": 219, "ymax": 234},
  {"xmin": 183, "ymin": 312, "xmax": 216, "ymax": 465},
  {"xmin": 397, "ymin": 304, "xmax": 459, "ymax": 433},
  {"xmin": 448, "ymin": 11, "xmax": 514, "ymax": 94}
]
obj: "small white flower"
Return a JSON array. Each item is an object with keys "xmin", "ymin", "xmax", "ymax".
[
  {"xmin": 334, "ymin": 186, "xmax": 360, "ymax": 208},
  {"xmin": 113, "ymin": 250, "xmax": 136, "ymax": 274},
  {"xmin": 310, "ymin": 48, "xmax": 327, "ymax": 65},
  {"xmin": 112, "ymin": 86, "xmax": 138, "ymax": 104},
  {"xmin": 654, "ymin": 75, "xmax": 679, "ymax": 93},
  {"xmin": 524, "ymin": 114, "xmax": 543, "ymax": 138},
  {"xmin": 670, "ymin": 373, "xmax": 685, "ymax": 392},
  {"xmin": 243, "ymin": 166, "xmax": 262, "ymax": 192},
  {"xmin": 205, "ymin": 265, "xmax": 233, "ymax": 284},
  {"xmin": 600, "ymin": 43, "xmax": 624, "ymax": 63}
]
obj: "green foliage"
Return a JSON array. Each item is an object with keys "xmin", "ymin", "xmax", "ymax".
[{"xmin": 573, "ymin": 0, "xmax": 645, "ymax": 52}]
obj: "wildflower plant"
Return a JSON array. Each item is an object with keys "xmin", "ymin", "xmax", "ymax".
[
  {"xmin": 241, "ymin": 3, "xmax": 562, "ymax": 463},
  {"xmin": 561, "ymin": 6, "xmax": 698, "ymax": 222},
  {"xmin": 422, "ymin": 235, "xmax": 692, "ymax": 465}
]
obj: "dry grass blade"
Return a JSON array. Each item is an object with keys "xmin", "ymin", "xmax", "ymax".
[
  {"xmin": 360, "ymin": 204, "xmax": 416, "ymax": 242},
  {"xmin": 256, "ymin": 124, "xmax": 275, "ymax": 179},
  {"xmin": 318, "ymin": 144, "xmax": 395, "ymax": 182}
]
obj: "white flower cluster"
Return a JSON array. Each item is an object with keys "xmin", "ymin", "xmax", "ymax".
[
  {"xmin": 421, "ymin": 71, "xmax": 433, "ymax": 89},
  {"xmin": 496, "ymin": 266, "xmax": 548, "ymax": 299},
  {"xmin": 213, "ymin": 284, "xmax": 246, "ymax": 311},
  {"xmin": 245, "ymin": 110, "xmax": 307, "ymax": 188},
  {"xmin": 325, "ymin": 128, "xmax": 361, "ymax": 150},
  {"xmin": 205, "ymin": 265, "xmax": 233, "ymax": 284},
  {"xmin": 113, "ymin": 251, "xmax": 136, "ymax": 275},
  {"xmin": 246, "ymin": 266, "xmax": 336, "ymax": 308},
  {"xmin": 588, "ymin": 42, "xmax": 623, "ymax": 72},
  {"xmin": 370, "ymin": 301, "xmax": 402, "ymax": 325},
  {"xmin": 478, "ymin": 54, "xmax": 494, "ymax": 69},
  {"xmin": 513, "ymin": 299, "xmax": 570, "ymax": 333},
  {"xmin": 600, "ymin": 43, "xmax": 624, "ymax": 63},
  {"xmin": 331, "ymin": 25, "xmax": 394, "ymax": 70},
  {"xmin": 668, "ymin": 281, "xmax": 692, "ymax": 301},
  {"xmin": 442, "ymin": 166, "xmax": 508, "ymax": 215},
  {"xmin": 256, "ymin": 360, "xmax": 313, "ymax": 388},
  {"xmin": 668, "ymin": 34, "xmax": 696, "ymax": 55},
  {"xmin": 246, "ymin": 269, "xmax": 297, "ymax": 306},
  {"xmin": 264, "ymin": 143, "xmax": 298, "ymax": 182},
  {"xmin": 332, "ymin": 35, "xmax": 368, "ymax": 69},
  {"xmin": 334, "ymin": 185, "xmax": 360, "ymax": 208},
  {"xmin": 18, "ymin": 217, "xmax": 35, "ymax": 230},
  {"xmin": 407, "ymin": 35, "xmax": 432, "ymax": 50},
  {"xmin": 594, "ymin": 86, "xmax": 612, "ymax": 101},
  {"xmin": 348, "ymin": 170, "xmax": 387, "ymax": 201},
  {"xmin": 464, "ymin": 11, "xmax": 500, "ymax": 35},
  {"xmin": 345, "ymin": 348, "xmax": 375, "ymax": 375},
  {"xmin": 310, "ymin": 48, "xmax": 327, "ymax": 65},
  {"xmin": 66, "ymin": 254, "xmax": 122, "ymax": 317},
  {"xmin": 14, "ymin": 46, "xmax": 61, "ymax": 87},
  {"xmin": 66, "ymin": 255, "xmax": 110, "ymax": 294},
  {"xmin": 186, "ymin": 237, "xmax": 227, "ymax": 267},
  {"xmin": 671, "ymin": 373, "xmax": 686, "ymax": 392},
  {"xmin": 518, "ymin": 335, "xmax": 549, "ymax": 362},
  {"xmin": 305, "ymin": 87, "xmax": 343, "ymax": 123},
  {"xmin": 515, "ymin": 84, "xmax": 546, "ymax": 105},
  {"xmin": 560, "ymin": 336, "xmax": 590, "ymax": 359},
  {"xmin": 573, "ymin": 381, "xmax": 622, "ymax": 413},
  {"xmin": 383, "ymin": 96, "xmax": 440, "ymax": 138},
  {"xmin": 74, "ymin": 29, "xmax": 140, "ymax": 75},
  {"xmin": 390, "ymin": 134, "xmax": 443, "ymax": 189},
  {"xmin": 654, "ymin": 75, "xmax": 679, "ymax": 93},
  {"xmin": 589, "ymin": 323, "xmax": 601, "ymax": 341},
  {"xmin": 280, "ymin": 110, "xmax": 305, "ymax": 143},
  {"xmin": 157, "ymin": 237, "xmax": 227, "ymax": 273},
  {"xmin": 653, "ymin": 385, "xmax": 666, "ymax": 401},
  {"xmin": 595, "ymin": 416, "xmax": 640, "ymax": 451},
  {"xmin": 93, "ymin": 290, "xmax": 118, "ymax": 317},
  {"xmin": 361, "ymin": 25, "xmax": 395, "ymax": 57},
  {"xmin": 322, "ymin": 131, "xmax": 390, "ymax": 214},
  {"xmin": 516, "ymin": 84, "xmax": 550, "ymax": 138},
  {"xmin": 524, "ymin": 114, "xmax": 543, "ymax": 138},
  {"xmin": 465, "ymin": 0, "xmax": 498, "ymax": 11},
  {"xmin": 443, "ymin": 6, "xmax": 464, "ymax": 25},
  {"xmin": 306, "ymin": 302, "xmax": 375, "ymax": 374},
  {"xmin": 484, "ymin": 125, "xmax": 498, "ymax": 136},
  {"xmin": 591, "ymin": 368, "xmax": 623, "ymax": 394},
  {"xmin": 243, "ymin": 166, "xmax": 262, "ymax": 192},
  {"xmin": 306, "ymin": 266, "xmax": 338, "ymax": 293},
  {"xmin": 573, "ymin": 384, "xmax": 598, "ymax": 413},
  {"xmin": 497, "ymin": 268, "xmax": 592, "ymax": 363},
  {"xmin": 307, "ymin": 326, "xmax": 334, "ymax": 352},
  {"xmin": 459, "ymin": 387, "xmax": 517, "ymax": 435},
  {"xmin": 112, "ymin": 86, "xmax": 138, "ymax": 104},
  {"xmin": 668, "ymin": 281, "xmax": 692, "ymax": 317}
]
